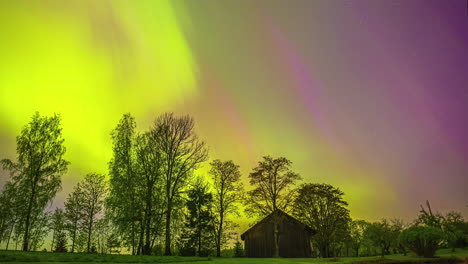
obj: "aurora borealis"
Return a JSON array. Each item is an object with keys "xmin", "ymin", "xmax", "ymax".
[{"xmin": 0, "ymin": 0, "xmax": 467, "ymax": 223}]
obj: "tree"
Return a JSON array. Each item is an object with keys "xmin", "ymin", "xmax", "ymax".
[
  {"xmin": 0, "ymin": 181, "xmax": 24, "ymax": 250},
  {"xmin": 154, "ymin": 113, "xmax": 208, "ymax": 255},
  {"xmin": 49, "ymin": 208, "xmax": 65, "ymax": 251},
  {"xmin": 399, "ymin": 226, "xmax": 444, "ymax": 257},
  {"xmin": 417, "ymin": 201, "xmax": 466, "ymax": 250},
  {"xmin": 364, "ymin": 219, "xmax": 401, "ymax": 257},
  {"xmin": 233, "ymin": 240, "xmax": 244, "ymax": 257},
  {"xmin": 134, "ymin": 131, "xmax": 165, "ymax": 255},
  {"xmin": 181, "ymin": 178, "xmax": 214, "ymax": 257},
  {"xmin": 442, "ymin": 211, "xmax": 465, "ymax": 251},
  {"xmin": 80, "ymin": 173, "xmax": 107, "ymax": 253},
  {"xmin": 293, "ymin": 183, "xmax": 351, "ymax": 258},
  {"xmin": 1, "ymin": 112, "xmax": 69, "ymax": 251},
  {"xmin": 417, "ymin": 201, "xmax": 443, "ymax": 229},
  {"xmin": 209, "ymin": 159, "xmax": 244, "ymax": 257},
  {"xmin": 245, "ymin": 156, "xmax": 301, "ymax": 258},
  {"xmin": 64, "ymin": 183, "xmax": 84, "ymax": 252},
  {"xmin": 54, "ymin": 230, "xmax": 68, "ymax": 252},
  {"xmin": 107, "ymin": 113, "xmax": 142, "ymax": 255},
  {"xmin": 349, "ymin": 220, "xmax": 369, "ymax": 257}
]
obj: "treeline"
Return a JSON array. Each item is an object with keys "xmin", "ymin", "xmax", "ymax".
[{"xmin": 0, "ymin": 112, "xmax": 467, "ymax": 258}]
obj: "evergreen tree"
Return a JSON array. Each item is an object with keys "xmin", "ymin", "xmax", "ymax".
[{"xmin": 182, "ymin": 178, "xmax": 214, "ymax": 257}]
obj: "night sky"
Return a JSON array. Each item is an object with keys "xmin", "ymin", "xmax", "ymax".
[{"xmin": 0, "ymin": 0, "xmax": 467, "ymax": 222}]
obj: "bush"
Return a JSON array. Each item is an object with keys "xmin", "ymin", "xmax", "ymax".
[
  {"xmin": 234, "ymin": 240, "xmax": 244, "ymax": 257},
  {"xmin": 399, "ymin": 226, "xmax": 444, "ymax": 257},
  {"xmin": 54, "ymin": 232, "xmax": 68, "ymax": 252}
]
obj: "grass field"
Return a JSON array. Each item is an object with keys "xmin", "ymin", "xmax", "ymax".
[{"xmin": 0, "ymin": 248, "xmax": 466, "ymax": 264}]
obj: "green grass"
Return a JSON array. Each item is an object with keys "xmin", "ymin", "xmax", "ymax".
[
  {"xmin": 0, "ymin": 250, "xmax": 209, "ymax": 263},
  {"xmin": 0, "ymin": 248, "xmax": 466, "ymax": 264}
]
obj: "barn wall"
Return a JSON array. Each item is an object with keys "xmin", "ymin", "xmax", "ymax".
[
  {"xmin": 278, "ymin": 215, "xmax": 312, "ymax": 257},
  {"xmin": 243, "ymin": 212, "xmax": 312, "ymax": 258}
]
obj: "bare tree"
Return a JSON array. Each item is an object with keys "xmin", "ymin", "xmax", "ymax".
[
  {"xmin": 1, "ymin": 112, "xmax": 69, "ymax": 251},
  {"xmin": 155, "ymin": 113, "xmax": 208, "ymax": 256},
  {"xmin": 245, "ymin": 156, "xmax": 301, "ymax": 257},
  {"xmin": 209, "ymin": 159, "xmax": 243, "ymax": 257}
]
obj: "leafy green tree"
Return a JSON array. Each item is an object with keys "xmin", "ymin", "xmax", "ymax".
[
  {"xmin": 1, "ymin": 112, "xmax": 69, "ymax": 251},
  {"xmin": 80, "ymin": 173, "xmax": 107, "ymax": 253},
  {"xmin": 49, "ymin": 208, "xmax": 65, "ymax": 251},
  {"xmin": 442, "ymin": 211, "xmax": 466, "ymax": 250},
  {"xmin": 0, "ymin": 181, "xmax": 24, "ymax": 249},
  {"xmin": 181, "ymin": 178, "xmax": 214, "ymax": 257},
  {"xmin": 293, "ymin": 183, "xmax": 351, "ymax": 258},
  {"xmin": 54, "ymin": 231, "xmax": 68, "ymax": 252},
  {"xmin": 64, "ymin": 183, "xmax": 84, "ymax": 252},
  {"xmin": 417, "ymin": 201, "xmax": 466, "ymax": 250},
  {"xmin": 364, "ymin": 219, "xmax": 401, "ymax": 257},
  {"xmin": 399, "ymin": 226, "xmax": 444, "ymax": 257},
  {"xmin": 134, "ymin": 131, "xmax": 165, "ymax": 255},
  {"xmin": 27, "ymin": 210, "xmax": 50, "ymax": 251},
  {"xmin": 417, "ymin": 201, "xmax": 443, "ymax": 229},
  {"xmin": 245, "ymin": 156, "xmax": 301, "ymax": 258},
  {"xmin": 154, "ymin": 113, "xmax": 208, "ymax": 255},
  {"xmin": 107, "ymin": 113, "xmax": 142, "ymax": 255},
  {"xmin": 349, "ymin": 220, "xmax": 370, "ymax": 256},
  {"xmin": 233, "ymin": 240, "xmax": 244, "ymax": 257},
  {"xmin": 209, "ymin": 159, "xmax": 244, "ymax": 257}
]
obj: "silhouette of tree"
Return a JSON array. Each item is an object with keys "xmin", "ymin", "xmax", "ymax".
[
  {"xmin": 349, "ymin": 220, "xmax": 370, "ymax": 257},
  {"xmin": 234, "ymin": 240, "xmax": 245, "ymax": 257},
  {"xmin": 1, "ymin": 112, "xmax": 69, "ymax": 251},
  {"xmin": 64, "ymin": 183, "xmax": 84, "ymax": 253},
  {"xmin": 364, "ymin": 219, "xmax": 401, "ymax": 257},
  {"xmin": 154, "ymin": 113, "xmax": 208, "ymax": 256},
  {"xmin": 79, "ymin": 173, "xmax": 107, "ymax": 253},
  {"xmin": 107, "ymin": 113, "xmax": 142, "ymax": 255},
  {"xmin": 134, "ymin": 131, "xmax": 165, "ymax": 255},
  {"xmin": 0, "ymin": 181, "xmax": 24, "ymax": 250},
  {"xmin": 293, "ymin": 183, "xmax": 351, "ymax": 258},
  {"xmin": 49, "ymin": 208, "xmax": 65, "ymax": 251},
  {"xmin": 209, "ymin": 159, "xmax": 244, "ymax": 257},
  {"xmin": 54, "ymin": 230, "xmax": 68, "ymax": 252},
  {"xmin": 245, "ymin": 156, "xmax": 301, "ymax": 258},
  {"xmin": 181, "ymin": 177, "xmax": 214, "ymax": 257}
]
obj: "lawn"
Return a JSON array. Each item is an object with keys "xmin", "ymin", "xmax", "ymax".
[{"xmin": 0, "ymin": 248, "xmax": 466, "ymax": 264}]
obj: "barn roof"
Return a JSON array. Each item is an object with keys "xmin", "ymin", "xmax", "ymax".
[{"xmin": 240, "ymin": 209, "xmax": 316, "ymax": 240}]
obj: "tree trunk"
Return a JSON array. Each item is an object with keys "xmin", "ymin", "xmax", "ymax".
[
  {"xmin": 143, "ymin": 185, "xmax": 152, "ymax": 255},
  {"xmin": 216, "ymin": 218, "xmax": 223, "ymax": 257},
  {"xmin": 87, "ymin": 209, "xmax": 94, "ymax": 253},
  {"xmin": 51, "ymin": 230, "xmax": 55, "ymax": 252},
  {"xmin": 164, "ymin": 200, "xmax": 172, "ymax": 256},
  {"xmin": 23, "ymin": 186, "xmax": 36, "ymax": 251},
  {"xmin": 6, "ymin": 224, "xmax": 14, "ymax": 250},
  {"xmin": 131, "ymin": 220, "xmax": 135, "ymax": 255},
  {"xmin": 137, "ymin": 220, "xmax": 144, "ymax": 255}
]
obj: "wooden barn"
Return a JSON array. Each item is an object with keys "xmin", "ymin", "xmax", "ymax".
[{"xmin": 240, "ymin": 209, "xmax": 316, "ymax": 258}]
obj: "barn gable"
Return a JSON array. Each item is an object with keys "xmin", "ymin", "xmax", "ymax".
[{"xmin": 240, "ymin": 209, "xmax": 316, "ymax": 258}]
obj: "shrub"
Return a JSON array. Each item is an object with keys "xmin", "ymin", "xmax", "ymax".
[
  {"xmin": 399, "ymin": 226, "xmax": 444, "ymax": 257},
  {"xmin": 234, "ymin": 240, "xmax": 244, "ymax": 257},
  {"xmin": 54, "ymin": 232, "xmax": 68, "ymax": 252}
]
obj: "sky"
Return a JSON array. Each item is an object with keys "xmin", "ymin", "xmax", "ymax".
[{"xmin": 0, "ymin": 0, "xmax": 467, "ymax": 224}]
